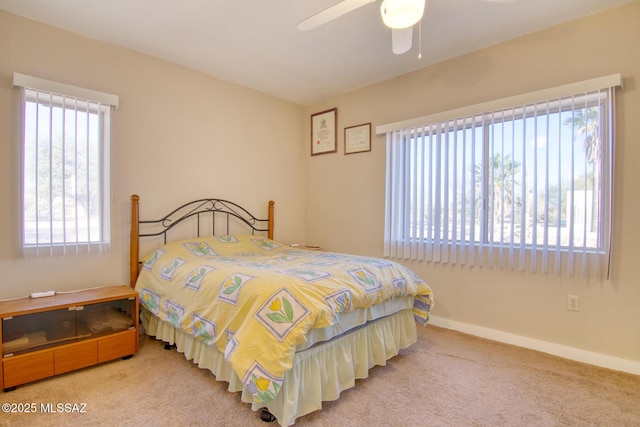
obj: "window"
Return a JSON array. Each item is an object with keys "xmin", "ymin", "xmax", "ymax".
[
  {"xmin": 380, "ymin": 75, "xmax": 621, "ymax": 276},
  {"xmin": 14, "ymin": 73, "xmax": 119, "ymax": 256}
]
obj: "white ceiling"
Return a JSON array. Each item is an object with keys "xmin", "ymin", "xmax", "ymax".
[{"xmin": 0, "ymin": 0, "xmax": 633, "ymax": 105}]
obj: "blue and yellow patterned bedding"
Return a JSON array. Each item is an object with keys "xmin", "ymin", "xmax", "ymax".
[{"xmin": 135, "ymin": 235, "xmax": 433, "ymax": 404}]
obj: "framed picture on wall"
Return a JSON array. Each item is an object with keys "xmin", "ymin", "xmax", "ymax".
[
  {"xmin": 344, "ymin": 123, "xmax": 371, "ymax": 154},
  {"xmin": 311, "ymin": 108, "xmax": 337, "ymax": 156}
]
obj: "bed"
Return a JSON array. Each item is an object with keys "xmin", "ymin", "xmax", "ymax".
[{"xmin": 129, "ymin": 194, "xmax": 434, "ymax": 426}]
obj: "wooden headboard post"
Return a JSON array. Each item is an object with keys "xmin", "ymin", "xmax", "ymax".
[
  {"xmin": 130, "ymin": 194, "xmax": 140, "ymax": 288},
  {"xmin": 268, "ymin": 200, "xmax": 274, "ymax": 240}
]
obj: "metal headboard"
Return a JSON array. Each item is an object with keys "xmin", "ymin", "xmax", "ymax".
[{"xmin": 130, "ymin": 194, "xmax": 274, "ymax": 287}]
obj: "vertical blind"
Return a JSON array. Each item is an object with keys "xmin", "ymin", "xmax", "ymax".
[
  {"xmin": 14, "ymin": 73, "xmax": 119, "ymax": 256},
  {"xmin": 378, "ymin": 75, "xmax": 621, "ymax": 277}
]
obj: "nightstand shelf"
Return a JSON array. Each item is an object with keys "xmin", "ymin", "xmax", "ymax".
[{"xmin": 0, "ymin": 285, "xmax": 138, "ymax": 392}]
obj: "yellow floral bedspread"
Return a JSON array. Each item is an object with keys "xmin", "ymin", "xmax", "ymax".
[{"xmin": 135, "ymin": 235, "xmax": 433, "ymax": 403}]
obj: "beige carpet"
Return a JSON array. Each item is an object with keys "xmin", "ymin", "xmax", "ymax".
[{"xmin": 1, "ymin": 325, "xmax": 639, "ymax": 427}]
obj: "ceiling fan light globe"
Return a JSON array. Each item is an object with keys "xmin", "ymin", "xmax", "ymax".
[
  {"xmin": 381, "ymin": 0, "xmax": 425, "ymax": 29},
  {"xmin": 392, "ymin": 27, "xmax": 413, "ymax": 54}
]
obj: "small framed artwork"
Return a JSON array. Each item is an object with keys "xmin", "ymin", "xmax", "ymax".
[
  {"xmin": 344, "ymin": 123, "xmax": 371, "ymax": 154},
  {"xmin": 311, "ymin": 108, "xmax": 337, "ymax": 156}
]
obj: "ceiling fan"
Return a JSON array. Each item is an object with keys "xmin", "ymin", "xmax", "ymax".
[{"xmin": 297, "ymin": 0, "xmax": 516, "ymax": 55}]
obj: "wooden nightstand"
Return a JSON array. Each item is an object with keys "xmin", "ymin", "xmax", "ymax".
[{"xmin": 0, "ymin": 285, "xmax": 138, "ymax": 392}]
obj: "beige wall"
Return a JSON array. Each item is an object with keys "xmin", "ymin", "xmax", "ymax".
[
  {"xmin": 305, "ymin": 1, "xmax": 640, "ymax": 364},
  {"xmin": 0, "ymin": 11, "xmax": 307, "ymax": 298}
]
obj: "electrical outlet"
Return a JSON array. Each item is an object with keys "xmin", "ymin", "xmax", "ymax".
[{"xmin": 568, "ymin": 295, "xmax": 579, "ymax": 312}]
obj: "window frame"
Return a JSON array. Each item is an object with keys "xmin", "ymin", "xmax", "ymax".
[
  {"xmin": 378, "ymin": 75, "xmax": 621, "ymax": 276},
  {"xmin": 420, "ymin": 93, "xmax": 611, "ymax": 253},
  {"xmin": 14, "ymin": 73, "xmax": 118, "ymax": 256}
]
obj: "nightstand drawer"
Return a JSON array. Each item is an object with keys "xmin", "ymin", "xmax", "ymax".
[
  {"xmin": 3, "ymin": 351, "xmax": 54, "ymax": 388},
  {"xmin": 55, "ymin": 340, "xmax": 98, "ymax": 374},
  {"xmin": 98, "ymin": 330, "xmax": 136, "ymax": 363}
]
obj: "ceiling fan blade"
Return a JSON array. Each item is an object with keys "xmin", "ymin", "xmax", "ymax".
[
  {"xmin": 297, "ymin": 0, "xmax": 377, "ymax": 31},
  {"xmin": 391, "ymin": 27, "xmax": 413, "ymax": 54}
]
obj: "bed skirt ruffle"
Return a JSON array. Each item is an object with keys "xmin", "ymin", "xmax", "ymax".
[{"xmin": 141, "ymin": 308, "xmax": 417, "ymax": 426}]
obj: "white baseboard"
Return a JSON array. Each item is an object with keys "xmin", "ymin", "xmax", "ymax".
[{"xmin": 429, "ymin": 315, "xmax": 640, "ymax": 376}]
